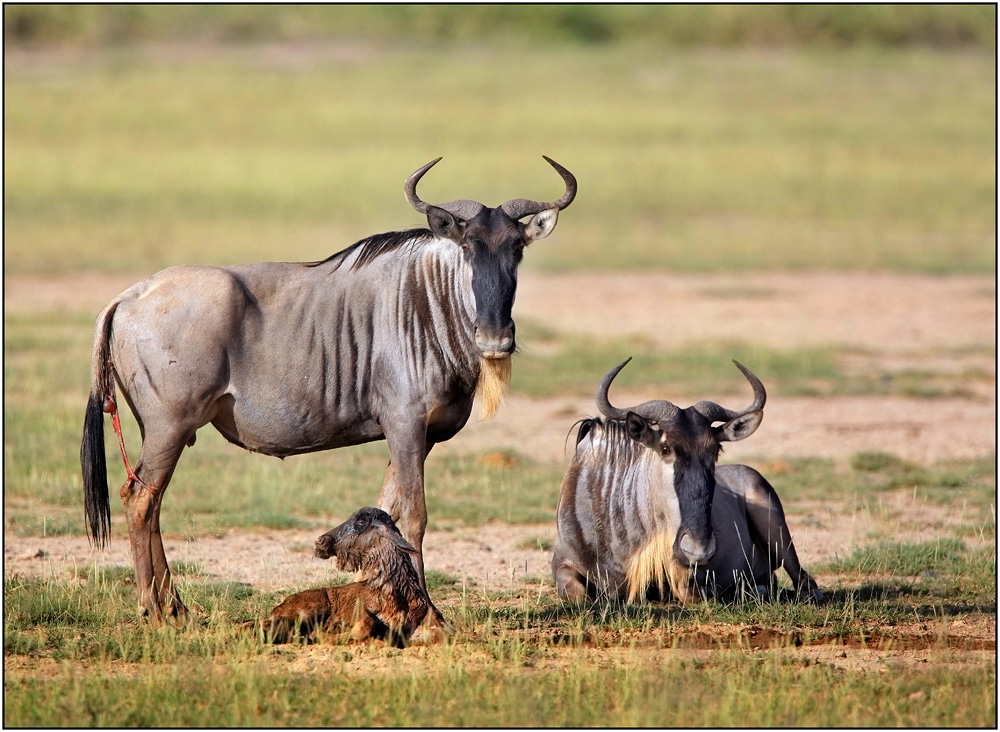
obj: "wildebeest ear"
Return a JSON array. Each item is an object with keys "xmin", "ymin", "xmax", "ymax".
[
  {"xmin": 426, "ymin": 205, "xmax": 465, "ymax": 242},
  {"xmin": 717, "ymin": 410, "xmax": 763, "ymax": 443},
  {"xmin": 625, "ymin": 411, "xmax": 658, "ymax": 449},
  {"xmin": 523, "ymin": 208, "xmax": 559, "ymax": 242},
  {"xmin": 382, "ymin": 525, "xmax": 421, "ymax": 557}
]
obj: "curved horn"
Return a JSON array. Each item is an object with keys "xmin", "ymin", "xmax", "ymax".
[
  {"xmin": 596, "ymin": 358, "xmax": 678, "ymax": 423},
  {"xmin": 404, "ymin": 157, "xmax": 442, "ymax": 215},
  {"xmin": 404, "ymin": 157, "xmax": 486, "ymax": 221},
  {"xmin": 500, "ymin": 155, "xmax": 578, "ymax": 220},
  {"xmin": 596, "ymin": 358, "xmax": 633, "ymax": 421},
  {"xmin": 693, "ymin": 360, "xmax": 767, "ymax": 424}
]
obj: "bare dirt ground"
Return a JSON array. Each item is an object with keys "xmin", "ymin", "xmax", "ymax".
[
  {"xmin": 4, "ymin": 486, "xmax": 991, "ymax": 596},
  {"xmin": 4, "ymin": 270, "xmax": 996, "ymax": 674}
]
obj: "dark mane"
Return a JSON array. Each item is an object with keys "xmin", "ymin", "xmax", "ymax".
[
  {"xmin": 307, "ymin": 228, "xmax": 434, "ymax": 271},
  {"xmin": 574, "ymin": 416, "xmax": 645, "ymax": 464},
  {"xmin": 572, "ymin": 418, "xmax": 599, "ymax": 446}
]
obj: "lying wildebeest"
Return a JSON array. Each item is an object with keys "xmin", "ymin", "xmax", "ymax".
[
  {"xmin": 552, "ymin": 358, "xmax": 824, "ymax": 605},
  {"xmin": 81, "ymin": 156, "xmax": 576, "ymax": 625},
  {"xmin": 249, "ymin": 508, "xmax": 429, "ymax": 647}
]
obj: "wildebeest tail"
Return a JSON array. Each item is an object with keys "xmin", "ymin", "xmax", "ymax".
[
  {"xmin": 81, "ymin": 301, "xmax": 118, "ymax": 549},
  {"xmin": 82, "ymin": 392, "xmax": 110, "ymax": 547}
]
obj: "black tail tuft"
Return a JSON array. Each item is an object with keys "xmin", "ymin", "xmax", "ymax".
[{"xmin": 81, "ymin": 392, "xmax": 110, "ymax": 548}]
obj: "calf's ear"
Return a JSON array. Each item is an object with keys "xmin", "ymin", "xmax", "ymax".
[
  {"xmin": 426, "ymin": 205, "xmax": 465, "ymax": 243},
  {"xmin": 524, "ymin": 208, "xmax": 559, "ymax": 242},
  {"xmin": 383, "ymin": 525, "xmax": 420, "ymax": 557},
  {"xmin": 625, "ymin": 412, "xmax": 659, "ymax": 450},
  {"xmin": 717, "ymin": 410, "xmax": 763, "ymax": 442}
]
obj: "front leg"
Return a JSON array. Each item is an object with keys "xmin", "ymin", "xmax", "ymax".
[
  {"xmin": 740, "ymin": 469, "xmax": 825, "ymax": 603},
  {"xmin": 377, "ymin": 427, "xmax": 450, "ymax": 635},
  {"xmin": 552, "ymin": 550, "xmax": 590, "ymax": 604}
]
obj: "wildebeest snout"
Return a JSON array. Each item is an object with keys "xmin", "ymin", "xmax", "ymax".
[
  {"xmin": 674, "ymin": 528, "xmax": 717, "ymax": 566},
  {"xmin": 475, "ymin": 321, "xmax": 515, "ymax": 359},
  {"xmin": 314, "ymin": 532, "xmax": 336, "ymax": 560}
]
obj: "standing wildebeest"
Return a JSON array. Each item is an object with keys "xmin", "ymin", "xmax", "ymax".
[
  {"xmin": 552, "ymin": 359, "xmax": 823, "ymax": 605},
  {"xmin": 81, "ymin": 156, "xmax": 576, "ymax": 624}
]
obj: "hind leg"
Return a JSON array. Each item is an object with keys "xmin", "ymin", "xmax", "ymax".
[
  {"xmin": 150, "ymin": 501, "xmax": 188, "ymax": 623},
  {"xmin": 741, "ymin": 471, "xmax": 824, "ymax": 603},
  {"xmin": 121, "ymin": 428, "xmax": 189, "ymax": 624},
  {"xmin": 120, "ymin": 474, "xmax": 163, "ymax": 623}
]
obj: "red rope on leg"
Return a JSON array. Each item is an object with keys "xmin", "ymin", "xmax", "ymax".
[{"xmin": 104, "ymin": 377, "xmax": 159, "ymax": 496}]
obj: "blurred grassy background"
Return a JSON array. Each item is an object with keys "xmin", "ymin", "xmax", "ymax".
[
  {"xmin": 3, "ymin": 6, "xmax": 996, "ymax": 538},
  {"xmin": 5, "ymin": 5, "xmax": 996, "ymax": 48},
  {"xmin": 4, "ymin": 5, "xmax": 996, "ymax": 275}
]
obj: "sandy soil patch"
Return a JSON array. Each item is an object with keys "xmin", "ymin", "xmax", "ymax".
[
  {"xmin": 4, "ymin": 485, "xmax": 989, "ymax": 597},
  {"xmin": 514, "ymin": 271, "xmax": 995, "ymax": 354}
]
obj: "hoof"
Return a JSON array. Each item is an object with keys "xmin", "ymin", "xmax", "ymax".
[
  {"xmin": 412, "ymin": 609, "xmax": 453, "ymax": 644},
  {"xmin": 411, "ymin": 623, "xmax": 450, "ymax": 645},
  {"xmin": 166, "ymin": 598, "xmax": 191, "ymax": 625},
  {"xmin": 796, "ymin": 585, "xmax": 826, "ymax": 605}
]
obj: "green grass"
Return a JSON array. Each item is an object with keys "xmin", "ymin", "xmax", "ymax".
[
  {"xmin": 515, "ymin": 324, "xmax": 840, "ymax": 398},
  {"xmin": 3, "ymin": 535, "xmax": 996, "ymax": 726},
  {"xmin": 824, "ymin": 538, "xmax": 970, "ymax": 576},
  {"xmin": 4, "ymin": 45, "xmax": 995, "ymax": 276},
  {"xmin": 848, "ymin": 452, "xmax": 997, "ymax": 512},
  {"xmin": 5, "ymin": 653, "xmax": 994, "ymax": 727},
  {"xmin": 820, "ymin": 538, "xmax": 996, "ymax": 607},
  {"xmin": 744, "ymin": 453, "xmax": 995, "ymax": 516},
  {"xmin": 513, "ymin": 321, "xmax": 995, "ymax": 399}
]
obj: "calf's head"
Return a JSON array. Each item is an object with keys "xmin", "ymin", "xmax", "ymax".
[
  {"xmin": 314, "ymin": 507, "xmax": 418, "ymax": 573},
  {"xmin": 404, "ymin": 156, "xmax": 576, "ymax": 359},
  {"xmin": 596, "ymin": 358, "xmax": 766, "ymax": 566}
]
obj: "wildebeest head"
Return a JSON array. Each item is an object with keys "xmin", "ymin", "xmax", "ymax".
[
  {"xmin": 404, "ymin": 156, "xmax": 576, "ymax": 359},
  {"xmin": 596, "ymin": 358, "xmax": 766, "ymax": 567},
  {"xmin": 314, "ymin": 507, "xmax": 418, "ymax": 573}
]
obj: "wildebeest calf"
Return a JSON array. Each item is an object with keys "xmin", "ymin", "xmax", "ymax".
[
  {"xmin": 251, "ymin": 507, "xmax": 429, "ymax": 646},
  {"xmin": 553, "ymin": 359, "xmax": 824, "ymax": 605}
]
